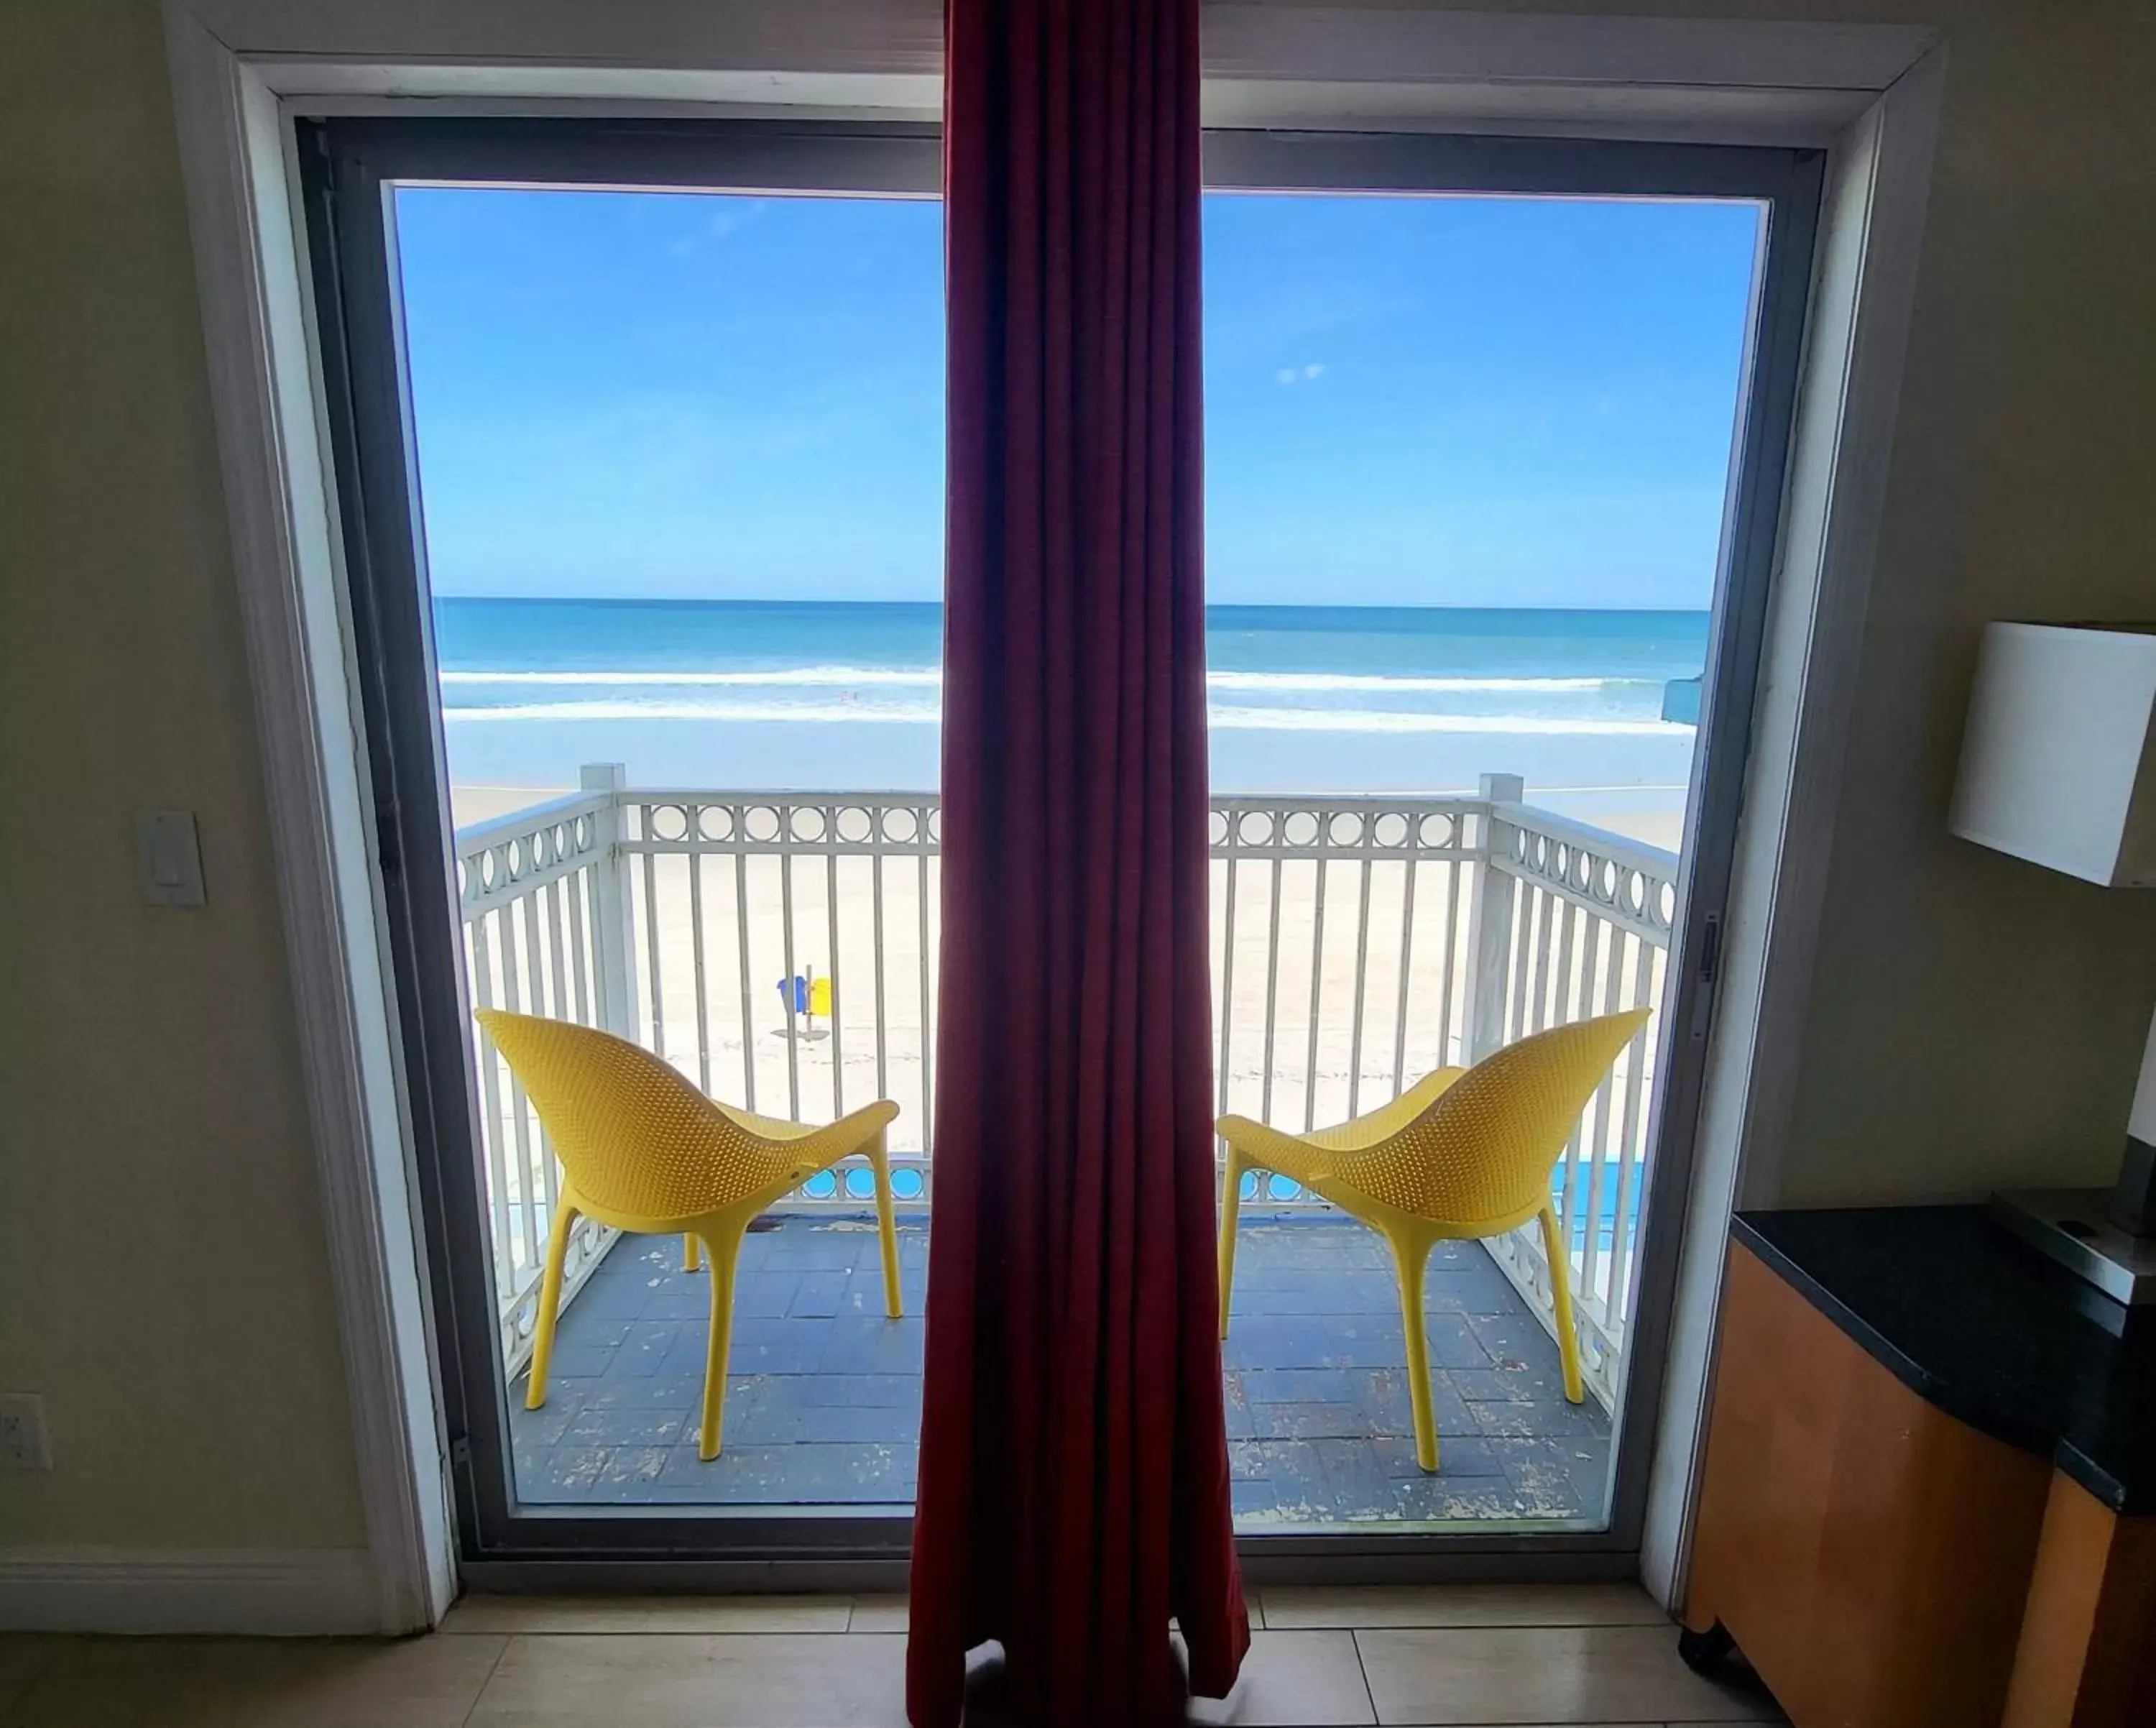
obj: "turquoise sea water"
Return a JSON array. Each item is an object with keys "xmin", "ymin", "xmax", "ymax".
[{"xmin": 434, "ymin": 598, "xmax": 1708, "ymax": 804}]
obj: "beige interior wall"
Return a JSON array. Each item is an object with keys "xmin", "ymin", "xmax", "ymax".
[
  {"xmin": 0, "ymin": 0, "xmax": 367, "ymax": 1552},
  {"xmin": 0, "ymin": 0, "xmax": 2150, "ymax": 1561},
  {"xmin": 1760, "ymin": 5, "xmax": 2156, "ymax": 1203}
]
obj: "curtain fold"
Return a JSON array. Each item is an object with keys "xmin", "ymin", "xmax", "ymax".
[{"xmin": 906, "ymin": 0, "xmax": 1248, "ymax": 1721}]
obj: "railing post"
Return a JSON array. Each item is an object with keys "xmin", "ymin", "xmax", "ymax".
[
  {"xmin": 1463, "ymin": 773, "xmax": 1524, "ymax": 1064},
  {"xmin": 581, "ymin": 763, "xmax": 637, "ymax": 1039}
]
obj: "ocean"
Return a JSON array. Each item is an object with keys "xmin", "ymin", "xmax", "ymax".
[{"xmin": 434, "ymin": 598, "xmax": 1708, "ymax": 814}]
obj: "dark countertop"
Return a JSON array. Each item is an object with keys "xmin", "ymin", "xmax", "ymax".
[{"xmin": 1733, "ymin": 1205, "xmax": 2156, "ymax": 1515}]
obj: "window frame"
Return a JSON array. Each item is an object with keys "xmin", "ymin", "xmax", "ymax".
[{"xmin": 302, "ymin": 114, "xmax": 1819, "ymax": 1585}]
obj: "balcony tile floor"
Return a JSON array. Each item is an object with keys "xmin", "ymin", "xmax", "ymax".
[{"xmin": 511, "ymin": 1213, "xmax": 1610, "ymax": 1525}]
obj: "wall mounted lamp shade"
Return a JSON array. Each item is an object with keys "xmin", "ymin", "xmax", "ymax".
[
  {"xmin": 1952, "ymin": 624, "xmax": 2156, "ymax": 1308},
  {"xmin": 1950, "ymin": 622, "xmax": 2156, "ymax": 886}
]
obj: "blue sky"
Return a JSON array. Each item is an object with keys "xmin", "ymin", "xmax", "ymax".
[{"xmin": 395, "ymin": 186, "xmax": 1760, "ymax": 609}]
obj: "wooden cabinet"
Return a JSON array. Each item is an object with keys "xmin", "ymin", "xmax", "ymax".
[
  {"xmin": 1684, "ymin": 1221, "xmax": 2156, "ymax": 1728},
  {"xmin": 2001, "ymin": 1474, "xmax": 2156, "ymax": 1728},
  {"xmin": 1687, "ymin": 1241, "xmax": 2051, "ymax": 1725}
]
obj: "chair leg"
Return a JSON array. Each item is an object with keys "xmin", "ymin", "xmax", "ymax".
[
  {"xmin": 865, "ymin": 1129, "xmax": 902, "ymax": 1319},
  {"xmin": 1217, "ymin": 1146, "xmax": 1245, "ymax": 1341},
  {"xmin": 696, "ymin": 1219, "xmax": 749, "ymax": 1460},
  {"xmin": 1539, "ymin": 1204, "xmax": 1586, "ymax": 1405},
  {"xmin": 1388, "ymin": 1228, "xmax": 1440, "ymax": 1472},
  {"xmin": 683, "ymin": 1233, "xmax": 701, "ymax": 1273},
  {"xmin": 526, "ymin": 1199, "xmax": 576, "ymax": 1410}
]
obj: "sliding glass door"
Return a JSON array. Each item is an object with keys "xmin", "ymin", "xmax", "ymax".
[
  {"xmin": 303, "ymin": 116, "xmax": 1815, "ymax": 1578},
  {"xmin": 1196, "ymin": 134, "xmax": 1818, "ymax": 1548},
  {"xmin": 305, "ymin": 120, "xmax": 944, "ymax": 1580}
]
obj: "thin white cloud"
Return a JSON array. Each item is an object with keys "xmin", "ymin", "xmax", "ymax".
[{"xmin": 665, "ymin": 199, "xmax": 770, "ymax": 256}]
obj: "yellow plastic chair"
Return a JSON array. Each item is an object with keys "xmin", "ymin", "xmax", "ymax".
[
  {"xmin": 1217, "ymin": 1007, "xmax": 1650, "ymax": 1473},
  {"xmin": 474, "ymin": 1008, "xmax": 902, "ymax": 1460}
]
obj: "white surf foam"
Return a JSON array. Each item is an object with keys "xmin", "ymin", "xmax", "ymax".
[
  {"xmin": 441, "ymin": 697, "xmax": 1691, "ymax": 736},
  {"xmin": 440, "ymin": 667, "xmax": 1647, "ymax": 696},
  {"xmin": 438, "ymin": 666, "xmax": 943, "ymax": 688}
]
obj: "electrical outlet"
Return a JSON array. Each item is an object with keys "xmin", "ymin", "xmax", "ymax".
[{"xmin": 0, "ymin": 1393, "xmax": 52, "ymax": 1471}]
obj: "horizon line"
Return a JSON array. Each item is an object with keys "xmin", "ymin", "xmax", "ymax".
[{"xmin": 433, "ymin": 594, "xmax": 1713, "ymax": 614}]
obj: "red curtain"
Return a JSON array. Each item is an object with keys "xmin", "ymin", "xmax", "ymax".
[{"xmin": 906, "ymin": 0, "xmax": 1249, "ymax": 1722}]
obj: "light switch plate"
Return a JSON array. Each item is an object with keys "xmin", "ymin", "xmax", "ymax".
[
  {"xmin": 138, "ymin": 809, "xmax": 206, "ymax": 907},
  {"xmin": 0, "ymin": 1393, "xmax": 51, "ymax": 1471}
]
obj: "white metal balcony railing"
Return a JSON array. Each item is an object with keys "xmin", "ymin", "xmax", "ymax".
[{"xmin": 457, "ymin": 766, "xmax": 1674, "ymax": 1410}]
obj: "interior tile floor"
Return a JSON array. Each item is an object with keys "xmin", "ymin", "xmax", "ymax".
[
  {"xmin": 512, "ymin": 1213, "xmax": 1609, "ymax": 1527},
  {"xmin": 0, "ymin": 1584, "xmax": 1785, "ymax": 1725}
]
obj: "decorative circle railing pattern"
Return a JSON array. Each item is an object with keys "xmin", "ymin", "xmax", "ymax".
[
  {"xmin": 1209, "ymin": 797, "xmax": 1473, "ymax": 861},
  {"xmin": 457, "ymin": 791, "xmax": 608, "ymax": 917},
  {"xmin": 622, "ymin": 795, "xmax": 944, "ymax": 857},
  {"xmin": 1498, "ymin": 816, "xmax": 1676, "ymax": 944}
]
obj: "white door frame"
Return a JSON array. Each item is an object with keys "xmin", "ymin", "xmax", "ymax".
[{"xmin": 161, "ymin": 0, "xmax": 1942, "ymax": 1628}]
